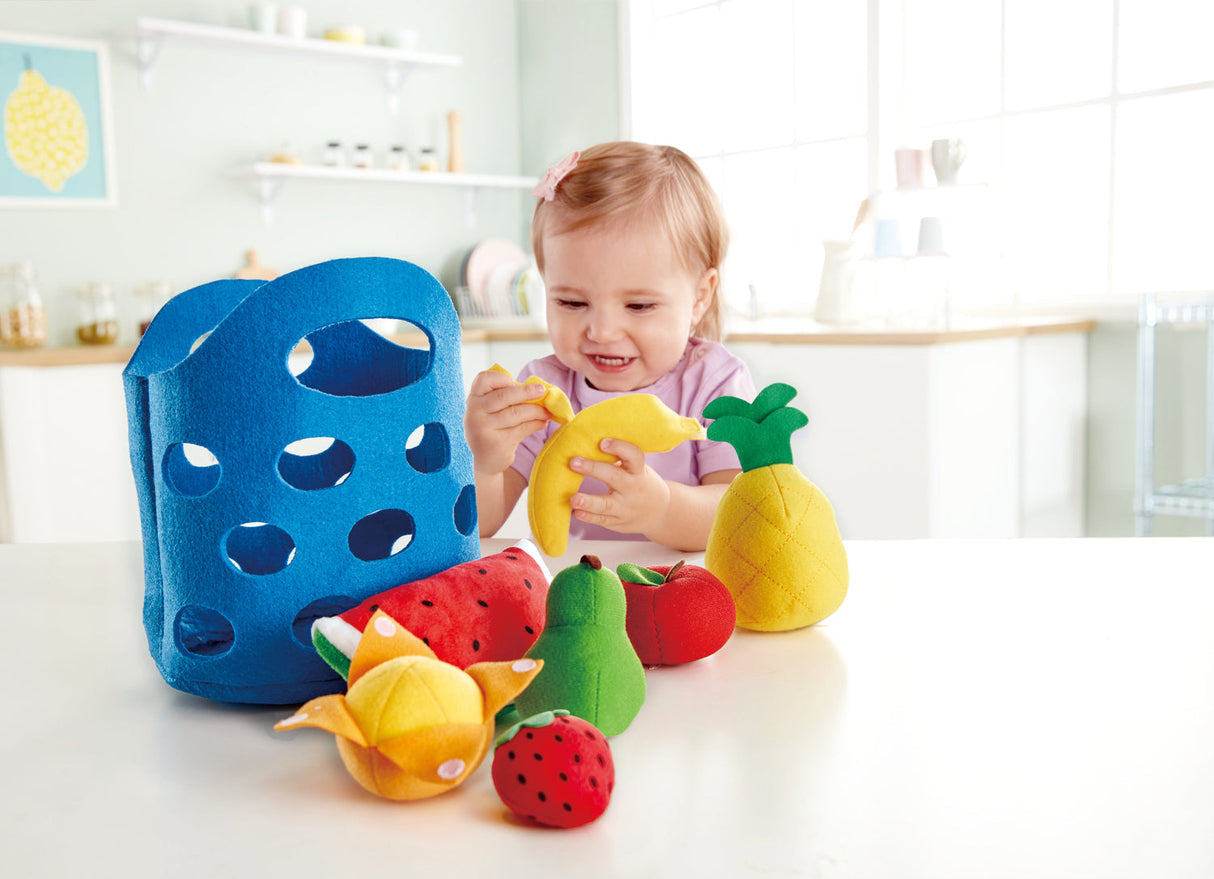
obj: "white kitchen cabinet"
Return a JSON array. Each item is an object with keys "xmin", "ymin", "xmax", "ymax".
[{"xmin": 0, "ymin": 363, "xmax": 141, "ymax": 543}]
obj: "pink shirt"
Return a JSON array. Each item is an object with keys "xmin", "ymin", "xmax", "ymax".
[{"xmin": 511, "ymin": 338, "xmax": 755, "ymax": 542}]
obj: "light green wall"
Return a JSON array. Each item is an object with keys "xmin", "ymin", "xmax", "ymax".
[
  {"xmin": 0, "ymin": 0, "xmax": 620, "ymax": 344},
  {"xmin": 517, "ymin": 0, "xmax": 621, "ymax": 187}
]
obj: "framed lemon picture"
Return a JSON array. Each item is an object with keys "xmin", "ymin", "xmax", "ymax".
[{"xmin": 0, "ymin": 31, "xmax": 117, "ymax": 207}]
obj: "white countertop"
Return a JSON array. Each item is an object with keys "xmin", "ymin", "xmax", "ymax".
[{"xmin": 4, "ymin": 537, "xmax": 1212, "ymax": 878}]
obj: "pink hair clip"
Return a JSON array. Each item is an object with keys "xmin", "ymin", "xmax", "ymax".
[{"xmin": 531, "ymin": 150, "xmax": 580, "ymax": 202}]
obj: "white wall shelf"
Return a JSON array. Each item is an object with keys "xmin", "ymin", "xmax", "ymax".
[
  {"xmin": 132, "ymin": 17, "xmax": 462, "ymax": 114},
  {"xmin": 235, "ymin": 162, "xmax": 538, "ymax": 225}
]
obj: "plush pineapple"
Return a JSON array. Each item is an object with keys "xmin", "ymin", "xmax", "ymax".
[
  {"xmin": 4, "ymin": 54, "xmax": 89, "ymax": 192},
  {"xmin": 703, "ymin": 383, "xmax": 848, "ymax": 632}
]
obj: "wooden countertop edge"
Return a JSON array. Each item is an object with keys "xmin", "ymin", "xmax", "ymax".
[{"xmin": 0, "ymin": 319, "xmax": 1096, "ymax": 367}]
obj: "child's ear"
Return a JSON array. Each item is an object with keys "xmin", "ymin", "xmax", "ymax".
[{"xmin": 692, "ymin": 267, "xmax": 718, "ymax": 324}]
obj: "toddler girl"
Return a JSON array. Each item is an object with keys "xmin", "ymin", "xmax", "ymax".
[{"xmin": 464, "ymin": 141, "xmax": 755, "ymax": 552}]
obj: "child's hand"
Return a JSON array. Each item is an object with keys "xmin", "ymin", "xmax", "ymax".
[
  {"xmin": 568, "ymin": 438, "xmax": 672, "ymax": 537},
  {"xmin": 464, "ymin": 369, "xmax": 551, "ymax": 476}
]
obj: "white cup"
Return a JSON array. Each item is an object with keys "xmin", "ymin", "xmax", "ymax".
[
  {"xmin": 894, "ymin": 148, "xmax": 928, "ymax": 188},
  {"xmin": 278, "ymin": 5, "xmax": 307, "ymax": 38},
  {"xmin": 917, "ymin": 217, "xmax": 946, "ymax": 255},
  {"xmin": 249, "ymin": 3, "xmax": 278, "ymax": 34}
]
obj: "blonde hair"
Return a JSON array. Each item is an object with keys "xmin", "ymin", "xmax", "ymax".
[{"xmin": 531, "ymin": 141, "xmax": 729, "ymax": 342}]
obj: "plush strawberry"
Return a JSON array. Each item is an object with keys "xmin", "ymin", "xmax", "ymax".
[
  {"xmin": 312, "ymin": 541, "xmax": 550, "ymax": 677},
  {"xmin": 491, "ymin": 710, "xmax": 614, "ymax": 829},
  {"xmin": 617, "ymin": 560, "xmax": 736, "ymax": 666}
]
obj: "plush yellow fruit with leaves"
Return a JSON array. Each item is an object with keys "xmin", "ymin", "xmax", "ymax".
[
  {"xmin": 4, "ymin": 55, "xmax": 89, "ymax": 192},
  {"xmin": 703, "ymin": 383, "xmax": 848, "ymax": 631}
]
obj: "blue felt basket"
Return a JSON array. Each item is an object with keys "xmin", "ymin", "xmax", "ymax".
[{"xmin": 123, "ymin": 257, "xmax": 479, "ymax": 704}]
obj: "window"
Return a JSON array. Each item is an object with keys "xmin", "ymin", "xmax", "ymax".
[{"xmin": 627, "ymin": 0, "xmax": 1214, "ymax": 316}]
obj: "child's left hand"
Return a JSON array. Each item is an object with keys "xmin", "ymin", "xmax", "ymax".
[{"xmin": 568, "ymin": 439, "xmax": 671, "ymax": 537}]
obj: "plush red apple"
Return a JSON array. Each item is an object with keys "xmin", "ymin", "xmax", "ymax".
[{"xmin": 616, "ymin": 561, "xmax": 736, "ymax": 666}]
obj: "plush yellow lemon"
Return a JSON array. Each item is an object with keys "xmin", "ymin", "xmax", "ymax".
[{"xmin": 276, "ymin": 611, "xmax": 543, "ymax": 800}]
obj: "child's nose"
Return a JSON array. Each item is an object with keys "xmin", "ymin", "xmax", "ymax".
[{"xmin": 585, "ymin": 310, "xmax": 623, "ymax": 342}]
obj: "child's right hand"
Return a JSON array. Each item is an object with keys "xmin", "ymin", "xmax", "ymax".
[{"xmin": 464, "ymin": 368, "xmax": 551, "ymax": 476}]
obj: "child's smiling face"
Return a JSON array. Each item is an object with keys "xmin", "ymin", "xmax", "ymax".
[{"xmin": 541, "ymin": 216, "xmax": 715, "ymax": 392}]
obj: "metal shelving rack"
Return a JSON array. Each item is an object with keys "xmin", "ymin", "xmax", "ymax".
[{"xmin": 1134, "ymin": 293, "xmax": 1214, "ymax": 536}]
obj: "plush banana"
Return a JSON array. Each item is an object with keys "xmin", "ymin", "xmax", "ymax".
[
  {"xmin": 528, "ymin": 394, "xmax": 707, "ymax": 557},
  {"xmin": 489, "ymin": 363, "xmax": 574, "ymax": 424}
]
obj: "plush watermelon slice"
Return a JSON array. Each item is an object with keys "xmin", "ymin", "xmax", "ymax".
[{"xmin": 313, "ymin": 540, "xmax": 551, "ymax": 678}]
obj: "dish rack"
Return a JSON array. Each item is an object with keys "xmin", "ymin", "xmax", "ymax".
[{"xmin": 1134, "ymin": 293, "xmax": 1214, "ymax": 535}]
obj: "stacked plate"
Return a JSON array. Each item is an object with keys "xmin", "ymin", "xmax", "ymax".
[{"xmin": 454, "ymin": 239, "xmax": 544, "ymax": 324}]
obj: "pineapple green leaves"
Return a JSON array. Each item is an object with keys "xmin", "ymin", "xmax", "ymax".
[{"xmin": 703, "ymin": 382, "xmax": 809, "ymax": 473}]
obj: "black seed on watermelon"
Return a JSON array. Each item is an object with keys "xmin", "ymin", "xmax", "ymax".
[
  {"xmin": 477, "ymin": 599, "xmax": 488, "ymax": 607},
  {"xmin": 478, "ymin": 569, "xmax": 487, "ymax": 575},
  {"xmin": 368, "ymin": 604, "xmax": 379, "ymax": 613},
  {"xmin": 524, "ymin": 579, "xmax": 532, "ymax": 589},
  {"xmin": 562, "ymin": 803, "xmax": 572, "ymax": 812},
  {"xmin": 472, "ymin": 639, "xmax": 480, "ymax": 651},
  {"xmin": 517, "ymin": 774, "xmax": 526, "ymax": 785},
  {"xmin": 421, "ymin": 600, "xmax": 434, "ymax": 607},
  {"xmin": 525, "ymin": 626, "xmax": 534, "ymax": 634},
  {"xmin": 537, "ymin": 791, "xmax": 547, "ymax": 802}
]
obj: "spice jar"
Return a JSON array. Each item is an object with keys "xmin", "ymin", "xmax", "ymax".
[
  {"xmin": 417, "ymin": 147, "xmax": 439, "ymax": 172},
  {"xmin": 352, "ymin": 143, "xmax": 373, "ymax": 169},
  {"xmin": 134, "ymin": 281, "xmax": 172, "ymax": 336},
  {"xmin": 76, "ymin": 282, "xmax": 119, "ymax": 345},
  {"xmin": 323, "ymin": 141, "xmax": 345, "ymax": 167},
  {"xmin": 388, "ymin": 144, "xmax": 410, "ymax": 171},
  {"xmin": 0, "ymin": 261, "xmax": 48, "ymax": 348}
]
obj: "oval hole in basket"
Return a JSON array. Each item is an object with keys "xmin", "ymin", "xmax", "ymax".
[
  {"xmin": 348, "ymin": 509, "xmax": 415, "ymax": 562},
  {"xmin": 163, "ymin": 442, "xmax": 221, "ymax": 497},
  {"xmin": 288, "ymin": 319, "xmax": 432, "ymax": 397},
  {"xmin": 405, "ymin": 422, "xmax": 450, "ymax": 473},
  {"xmin": 292, "ymin": 595, "xmax": 359, "ymax": 647},
  {"xmin": 175, "ymin": 605, "xmax": 235, "ymax": 657},
  {"xmin": 225, "ymin": 523, "xmax": 296, "ymax": 575},
  {"xmin": 453, "ymin": 483, "xmax": 477, "ymax": 536},
  {"xmin": 277, "ymin": 437, "xmax": 355, "ymax": 490}
]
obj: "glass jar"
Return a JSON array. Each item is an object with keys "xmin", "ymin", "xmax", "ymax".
[
  {"xmin": 0, "ymin": 261, "xmax": 48, "ymax": 348},
  {"xmin": 76, "ymin": 282, "xmax": 119, "ymax": 345},
  {"xmin": 417, "ymin": 147, "xmax": 439, "ymax": 172},
  {"xmin": 388, "ymin": 144, "xmax": 410, "ymax": 171},
  {"xmin": 323, "ymin": 141, "xmax": 345, "ymax": 167},
  {"xmin": 134, "ymin": 281, "xmax": 172, "ymax": 336},
  {"xmin": 352, "ymin": 143, "xmax": 373, "ymax": 169}
]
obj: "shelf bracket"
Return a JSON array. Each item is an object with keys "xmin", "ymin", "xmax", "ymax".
[
  {"xmin": 135, "ymin": 32, "xmax": 164, "ymax": 89},
  {"xmin": 384, "ymin": 63, "xmax": 413, "ymax": 115},
  {"xmin": 256, "ymin": 176, "xmax": 285, "ymax": 225},
  {"xmin": 464, "ymin": 187, "xmax": 483, "ymax": 229}
]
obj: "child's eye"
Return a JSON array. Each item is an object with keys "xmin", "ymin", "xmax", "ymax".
[
  {"xmin": 626, "ymin": 302, "xmax": 657, "ymax": 313},
  {"xmin": 554, "ymin": 299, "xmax": 586, "ymax": 310}
]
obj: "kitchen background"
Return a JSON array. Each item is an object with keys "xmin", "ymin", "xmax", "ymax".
[{"xmin": 0, "ymin": 0, "xmax": 1209, "ymax": 542}]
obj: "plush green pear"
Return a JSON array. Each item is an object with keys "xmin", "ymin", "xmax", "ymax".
[{"xmin": 513, "ymin": 555, "xmax": 646, "ymax": 737}]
